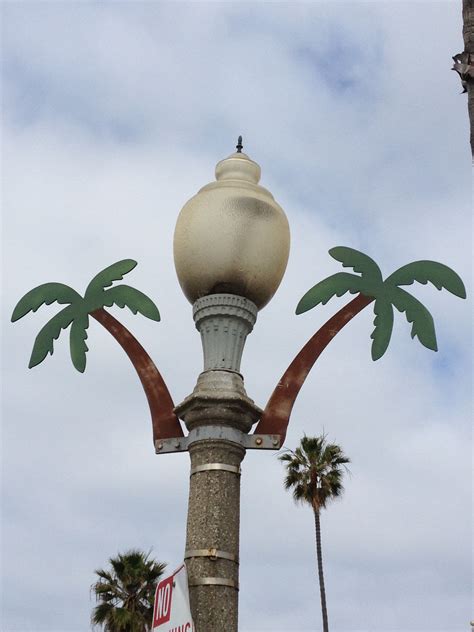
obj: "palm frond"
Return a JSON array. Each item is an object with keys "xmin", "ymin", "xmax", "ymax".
[
  {"xmin": 85, "ymin": 260, "xmax": 138, "ymax": 300},
  {"xmin": 91, "ymin": 549, "xmax": 166, "ymax": 631},
  {"xmin": 301, "ymin": 435, "xmax": 325, "ymax": 456},
  {"xmin": 70, "ymin": 313, "xmax": 89, "ymax": 373},
  {"xmin": 101, "ymin": 285, "xmax": 160, "ymax": 322},
  {"xmin": 94, "ymin": 569, "xmax": 114, "ymax": 583},
  {"xmin": 28, "ymin": 306, "xmax": 76, "ymax": 368},
  {"xmin": 386, "ymin": 260, "xmax": 466, "ymax": 298},
  {"xmin": 321, "ymin": 443, "xmax": 350, "ymax": 466},
  {"xmin": 296, "ymin": 273, "xmax": 365, "ymax": 314},
  {"xmin": 91, "ymin": 601, "xmax": 113, "ymax": 626},
  {"xmin": 371, "ymin": 298, "xmax": 394, "ymax": 361},
  {"xmin": 389, "ymin": 286, "xmax": 438, "ymax": 352},
  {"xmin": 108, "ymin": 607, "xmax": 146, "ymax": 632},
  {"xmin": 329, "ymin": 246, "xmax": 383, "ymax": 281},
  {"xmin": 93, "ymin": 584, "xmax": 117, "ymax": 598},
  {"xmin": 11, "ymin": 283, "xmax": 82, "ymax": 322}
]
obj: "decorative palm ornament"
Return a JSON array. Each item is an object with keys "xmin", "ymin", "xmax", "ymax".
[
  {"xmin": 11, "ymin": 260, "xmax": 160, "ymax": 372},
  {"xmin": 11, "ymin": 247, "xmax": 466, "ymax": 446},
  {"xmin": 297, "ymin": 246, "xmax": 466, "ymax": 360},
  {"xmin": 11, "ymin": 259, "xmax": 181, "ymax": 442},
  {"xmin": 256, "ymin": 246, "xmax": 466, "ymax": 443}
]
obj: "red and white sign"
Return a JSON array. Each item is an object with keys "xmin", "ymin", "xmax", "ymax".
[{"xmin": 152, "ymin": 563, "xmax": 195, "ymax": 632}]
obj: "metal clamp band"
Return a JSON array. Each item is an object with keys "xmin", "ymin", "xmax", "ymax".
[
  {"xmin": 155, "ymin": 429, "xmax": 282, "ymax": 454},
  {"xmin": 185, "ymin": 548, "xmax": 239, "ymax": 564},
  {"xmin": 190, "ymin": 463, "xmax": 241, "ymax": 476},
  {"xmin": 189, "ymin": 577, "xmax": 238, "ymax": 590}
]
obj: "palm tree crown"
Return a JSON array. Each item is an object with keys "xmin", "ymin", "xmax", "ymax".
[
  {"xmin": 280, "ymin": 435, "xmax": 350, "ymax": 512},
  {"xmin": 91, "ymin": 549, "xmax": 166, "ymax": 632},
  {"xmin": 296, "ymin": 246, "xmax": 466, "ymax": 360},
  {"xmin": 11, "ymin": 260, "xmax": 160, "ymax": 372}
]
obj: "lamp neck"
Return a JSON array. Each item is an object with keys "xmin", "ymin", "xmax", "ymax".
[{"xmin": 192, "ymin": 294, "xmax": 258, "ymax": 373}]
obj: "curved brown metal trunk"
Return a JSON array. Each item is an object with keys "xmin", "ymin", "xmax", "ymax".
[
  {"xmin": 255, "ymin": 294, "xmax": 374, "ymax": 443},
  {"xmin": 91, "ymin": 308, "xmax": 182, "ymax": 442},
  {"xmin": 314, "ymin": 508, "xmax": 329, "ymax": 632}
]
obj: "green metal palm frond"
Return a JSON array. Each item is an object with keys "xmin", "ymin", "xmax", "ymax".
[
  {"xmin": 12, "ymin": 283, "xmax": 82, "ymax": 369},
  {"xmin": 296, "ymin": 247, "xmax": 467, "ymax": 361},
  {"xmin": 329, "ymin": 246, "xmax": 382, "ymax": 281},
  {"xmin": 84, "ymin": 259, "xmax": 138, "ymax": 305},
  {"xmin": 11, "ymin": 283, "xmax": 82, "ymax": 322},
  {"xmin": 296, "ymin": 247, "xmax": 383, "ymax": 315},
  {"xmin": 368, "ymin": 260, "xmax": 465, "ymax": 361},
  {"xmin": 27, "ymin": 306, "xmax": 76, "ymax": 368},
  {"xmin": 70, "ymin": 312, "xmax": 90, "ymax": 373},
  {"xmin": 296, "ymin": 273, "xmax": 366, "ymax": 315},
  {"xmin": 101, "ymin": 285, "xmax": 160, "ymax": 322},
  {"xmin": 372, "ymin": 260, "xmax": 465, "ymax": 360},
  {"xmin": 12, "ymin": 259, "xmax": 161, "ymax": 373},
  {"xmin": 385, "ymin": 260, "xmax": 467, "ymax": 297},
  {"xmin": 370, "ymin": 293, "xmax": 395, "ymax": 361},
  {"xmin": 389, "ymin": 287, "xmax": 437, "ymax": 351}
]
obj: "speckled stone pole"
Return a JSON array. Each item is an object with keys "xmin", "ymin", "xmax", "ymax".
[
  {"xmin": 175, "ymin": 295, "xmax": 261, "ymax": 632},
  {"xmin": 185, "ymin": 439, "xmax": 244, "ymax": 630}
]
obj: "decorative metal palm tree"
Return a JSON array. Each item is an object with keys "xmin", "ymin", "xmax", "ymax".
[
  {"xmin": 91, "ymin": 549, "xmax": 166, "ymax": 632},
  {"xmin": 280, "ymin": 435, "xmax": 350, "ymax": 632},
  {"xmin": 11, "ymin": 259, "xmax": 161, "ymax": 371},
  {"xmin": 11, "ymin": 259, "xmax": 181, "ymax": 442},
  {"xmin": 256, "ymin": 247, "xmax": 467, "ymax": 443}
]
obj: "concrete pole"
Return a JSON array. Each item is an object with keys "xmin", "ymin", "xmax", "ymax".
[
  {"xmin": 185, "ymin": 439, "xmax": 244, "ymax": 630},
  {"xmin": 175, "ymin": 295, "xmax": 261, "ymax": 632}
]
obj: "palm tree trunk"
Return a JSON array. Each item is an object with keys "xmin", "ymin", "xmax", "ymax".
[
  {"xmin": 91, "ymin": 307, "xmax": 182, "ymax": 442},
  {"xmin": 463, "ymin": 0, "xmax": 474, "ymax": 155},
  {"xmin": 314, "ymin": 509, "xmax": 329, "ymax": 632}
]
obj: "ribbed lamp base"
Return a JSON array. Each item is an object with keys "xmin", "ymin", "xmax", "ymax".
[{"xmin": 192, "ymin": 294, "xmax": 258, "ymax": 373}]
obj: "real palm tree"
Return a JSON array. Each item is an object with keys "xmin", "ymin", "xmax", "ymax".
[
  {"xmin": 453, "ymin": 0, "xmax": 474, "ymax": 155},
  {"xmin": 91, "ymin": 549, "xmax": 166, "ymax": 632},
  {"xmin": 463, "ymin": 0, "xmax": 474, "ymax": 155},
  {"xmin": 279, "ymin": 436, "xmax": 350, "ymax": 632}
]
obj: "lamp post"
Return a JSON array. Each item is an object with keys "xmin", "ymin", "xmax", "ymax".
[
  {"xmin": 11, "ymin": 139, "xmax": 466, "ymax": 632},
  {"xmin": 171, "ymin": 140, "xmax": 290, "ymax": 629}
]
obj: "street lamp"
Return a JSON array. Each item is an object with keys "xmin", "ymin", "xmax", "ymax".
[
  {"xmin": 11, "ymin": 138, "xmax": 466, "ymax": 632},
  {"xmin": 172, "ymin": 139, "xmax": 290, "ymax": 629}
]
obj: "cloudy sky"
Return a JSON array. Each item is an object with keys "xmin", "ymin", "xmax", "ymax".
[{"xmin": 2, "ymin": 2, "xmax": 472, "ymax": 631}]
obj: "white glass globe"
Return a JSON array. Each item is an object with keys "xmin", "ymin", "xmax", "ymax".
[{"xmin": 173, "ymin": 149, "xmax": 290, "ymax": 310}]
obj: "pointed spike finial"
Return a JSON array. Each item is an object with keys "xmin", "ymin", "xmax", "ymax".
[{"xmin": 236, "ymin": 136, "xmax": 243, "ymax": 153}]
